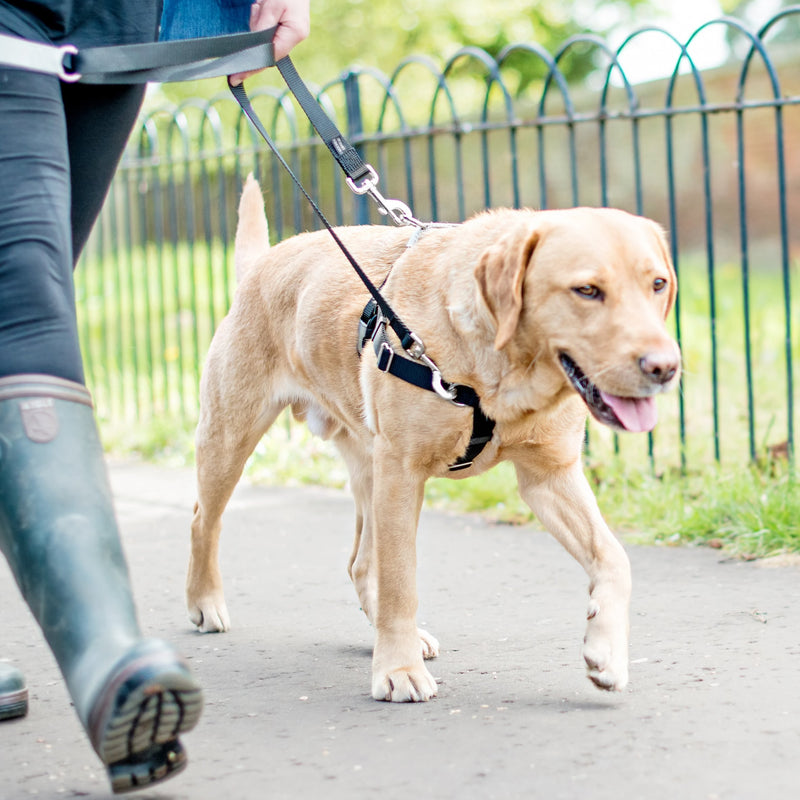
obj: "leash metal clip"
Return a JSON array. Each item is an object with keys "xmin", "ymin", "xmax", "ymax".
[
  {"xmin": 346, "ymin": 165, "xmax": 422, "ymax": 228},
  {"xmin": 402, "ymin": 332, "xmax": 458, "ymax": 402},
  {"xmin": 428, "ymin": 362, "xmax": 458, "ymax": 402},
  {"xmin": 372, "ymin": 312, "xmax": 457, "ymax": 403}
]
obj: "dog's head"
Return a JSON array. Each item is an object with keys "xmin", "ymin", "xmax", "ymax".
[{"xmin": 475, "ymin": 208, "xmax": 680, "ymax": 433}]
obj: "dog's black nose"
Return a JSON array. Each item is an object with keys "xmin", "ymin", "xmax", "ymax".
[{"xmin": 639, "ymin": 352, "xmax": 678, "ymax": 384}]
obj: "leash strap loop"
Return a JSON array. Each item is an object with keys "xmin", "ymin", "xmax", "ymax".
[{"xmin": 0, "ymin": 29, "xmax": 275, "ymax": 84}]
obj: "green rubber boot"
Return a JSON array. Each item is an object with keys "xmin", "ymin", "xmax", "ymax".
[
  {"xmin": 0, "ymin": 375, "xmax": 203, "ymax": 793},
  {"xmin": 0, "ymin": 662, "xmax": 28, "ymax": 720}
]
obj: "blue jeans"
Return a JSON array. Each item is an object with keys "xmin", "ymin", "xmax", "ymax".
[{"xmin": 160, "ymin": 0, "xmax": 251, "ymax": 41}]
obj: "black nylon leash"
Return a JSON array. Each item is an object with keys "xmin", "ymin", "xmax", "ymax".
[{"xmin": 274, "ymin": 58, "xmax": 374, "ymax": 191}]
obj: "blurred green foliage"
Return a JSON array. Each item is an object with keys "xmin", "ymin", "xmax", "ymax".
[{"xmin": 155, "ymin": 0, "xmax": 659, "ymax": 105}]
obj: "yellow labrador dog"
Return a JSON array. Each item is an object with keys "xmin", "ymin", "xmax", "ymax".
[{"xmin": 189, "ymin": 175, "xmax": 680, "ymax": 701}]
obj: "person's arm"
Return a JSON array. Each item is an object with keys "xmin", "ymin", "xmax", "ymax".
[{"xmin": 230, "ymin": 0, "xmax": 310, "ymax": 85}]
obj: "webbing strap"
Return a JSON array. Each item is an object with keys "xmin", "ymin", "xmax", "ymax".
[
  {"xmin": 362, "ymin": 305, "xmax": 496, "ymax": 471},
  {"xmin": 276, "ymin": 57, "xmax": 373, "ymax": 186},
  {"xmin": 0, "ymin": 29, "xmax": 276, "ymax": 84}
]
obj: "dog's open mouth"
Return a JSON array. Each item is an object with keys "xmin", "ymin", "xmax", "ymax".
[{"xmin": 559, "ymin": 353, "xmax": 657, "ymax": 433}]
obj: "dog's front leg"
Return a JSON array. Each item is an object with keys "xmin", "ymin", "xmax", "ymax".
[
  {"xmin": 339, "ymin": 434, "xmax": 440, "ymax": 663},
  {"xmin": 515, "ymin": 458, "xmax": 631, "ymax": 692},
  {"xmin": 369, "ymin": 449, "xmax": 438, "ymax": 702}
]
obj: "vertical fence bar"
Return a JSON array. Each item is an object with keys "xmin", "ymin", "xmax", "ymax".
[
  {"xmin": 344, "ymin": 71, "xmax": 370, "ymax": 225},
  {"xmin": 736, "ymin": 106, "xmax": 757, "ymax": 462}
]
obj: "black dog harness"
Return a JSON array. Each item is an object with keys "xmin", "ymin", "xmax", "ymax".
[{"xmin": 358, "ymin": 299, "xmax": 495, "ymax": 471}]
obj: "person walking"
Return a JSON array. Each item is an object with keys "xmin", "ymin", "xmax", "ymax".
[{"xmin": 0, "ymin": 0, "xmax": 308, "ymax": 792}]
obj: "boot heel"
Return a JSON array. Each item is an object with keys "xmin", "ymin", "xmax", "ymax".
[
  {"xmin": 107, "ymin": 739, "xmax": 187, "ymax": 794},
  {"xmin": 88, "ymin": 641, "xmax": 203, "ymax": 794}
]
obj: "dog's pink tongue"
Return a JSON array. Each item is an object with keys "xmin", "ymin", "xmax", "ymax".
[{"xmin": 599, "ymin": 392, "xmax": 658, "ymax": 433}]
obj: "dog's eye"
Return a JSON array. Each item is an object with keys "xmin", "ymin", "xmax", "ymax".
[
  {"xmin": 653, "ymin": 278, "xmax": 668, "ymax": 293},
  {"xmin": 573, "ymin": 285, "xmax": 603, "ymax": 300}
]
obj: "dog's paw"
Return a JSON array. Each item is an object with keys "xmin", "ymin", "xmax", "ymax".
[
  {"xmin": 188, "ymin": 594, "xmax": 231, "ymax": 633},
  {"xmin": 372, "ymin": 665, "xmax": 438, "ymax": 703},
  {"xmin": 582, "ymin": 599, "xmax": 629, "ymax": 692},
  {"xmin": 418, "ymin": 628, "xmax": 440, "ymax": 660}
]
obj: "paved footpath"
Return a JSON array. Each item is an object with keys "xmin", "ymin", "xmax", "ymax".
[{"xmin": 1, "ymin": 459, "xmax": 799, "ymax": 800}]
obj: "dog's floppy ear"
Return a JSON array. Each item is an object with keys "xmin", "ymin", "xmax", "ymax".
[{"xmin": 475, "ymin": 225, "xmax": 540, "ymax": 350}]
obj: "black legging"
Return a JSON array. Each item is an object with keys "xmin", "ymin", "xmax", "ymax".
[{"xmin": 0, "ymin": 66, "xmax": 145, "ymax": 384}]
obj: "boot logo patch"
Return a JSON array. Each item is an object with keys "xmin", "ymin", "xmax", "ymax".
[{"xmin": 19, "ymin": 399, "xmax": 59, "ymax": 443}]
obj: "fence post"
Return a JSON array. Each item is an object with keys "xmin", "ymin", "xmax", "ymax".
[{"xmin": 343, "ymin": 69, "xmax": 370, "ymax": 225}]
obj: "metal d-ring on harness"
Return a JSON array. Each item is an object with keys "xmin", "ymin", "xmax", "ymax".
[
  {"xmin": 230, "ymin": 59, "xmax": 497, "ymax": 472},
  {"xmin": 0, "ymin": 27, "xmax": 495, "ymax": 470}
]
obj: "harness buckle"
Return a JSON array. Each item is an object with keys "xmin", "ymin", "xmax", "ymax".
[
  {"xmin": 357, "ymin": 298, "xmax": 379, "ymax": 355},
  {"xmin": 376, "ymin": 341, "xmax": 394, "ymax": 373}
]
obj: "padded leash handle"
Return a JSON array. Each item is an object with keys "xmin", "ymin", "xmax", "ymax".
[{"xmin": 0, "ymin": 29, "xmax": 276, "ymax": 84}]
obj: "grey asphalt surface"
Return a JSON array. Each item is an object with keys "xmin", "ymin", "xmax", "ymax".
[{"xmin": 1, "ymin": 458, "xmax": 799, "ymax": 800}]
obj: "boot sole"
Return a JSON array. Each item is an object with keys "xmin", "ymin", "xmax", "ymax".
[{"xmin": 88, "ymin": 650, "xmax": 203, "ymax": 794}]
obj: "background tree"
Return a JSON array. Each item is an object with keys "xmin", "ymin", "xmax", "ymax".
[
  {"xmin": 158, "ymin": 0, "xmax": 659, "ymax": 102},
  {"xmin": 290, "ymin": 0, "xmax": 655, "ymax": 77},
  {"xmin": 719, "ymin": 0, "xmax": 800, "ymax": 47}
]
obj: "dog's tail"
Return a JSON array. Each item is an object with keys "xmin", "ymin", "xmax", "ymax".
[{"xmin": 235, "ymin": 173, "xmax": 270, "ymax": 281}]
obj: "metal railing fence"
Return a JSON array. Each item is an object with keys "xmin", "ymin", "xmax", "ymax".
[{"xmin": 76, "ymin": 10, "xmax": 800, "ymax": 472}]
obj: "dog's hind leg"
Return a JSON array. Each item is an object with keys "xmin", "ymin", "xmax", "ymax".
[
  {"xmin": 514, "ymin": 457, "xmax": 631, "ymax": 692},
  {"xmin": 189, "ymin": 367, "xmax": 286, "ymax": 633},
  {"xmin": 338, "ymin": 433, "xmax": 440, "ymax": 662},
  {"xmin": 338, "ymin": 433, "xmax": 377, "ymax": 621}
]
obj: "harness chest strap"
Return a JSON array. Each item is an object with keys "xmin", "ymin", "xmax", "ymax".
[{"xmin": 358, "ymin": 300, "xmax": 496, "ymax": 472}]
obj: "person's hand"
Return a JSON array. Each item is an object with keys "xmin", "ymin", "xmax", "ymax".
[{"xmin": 230, "ymin": 0, "xmax": 310, "ymax": 85}]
